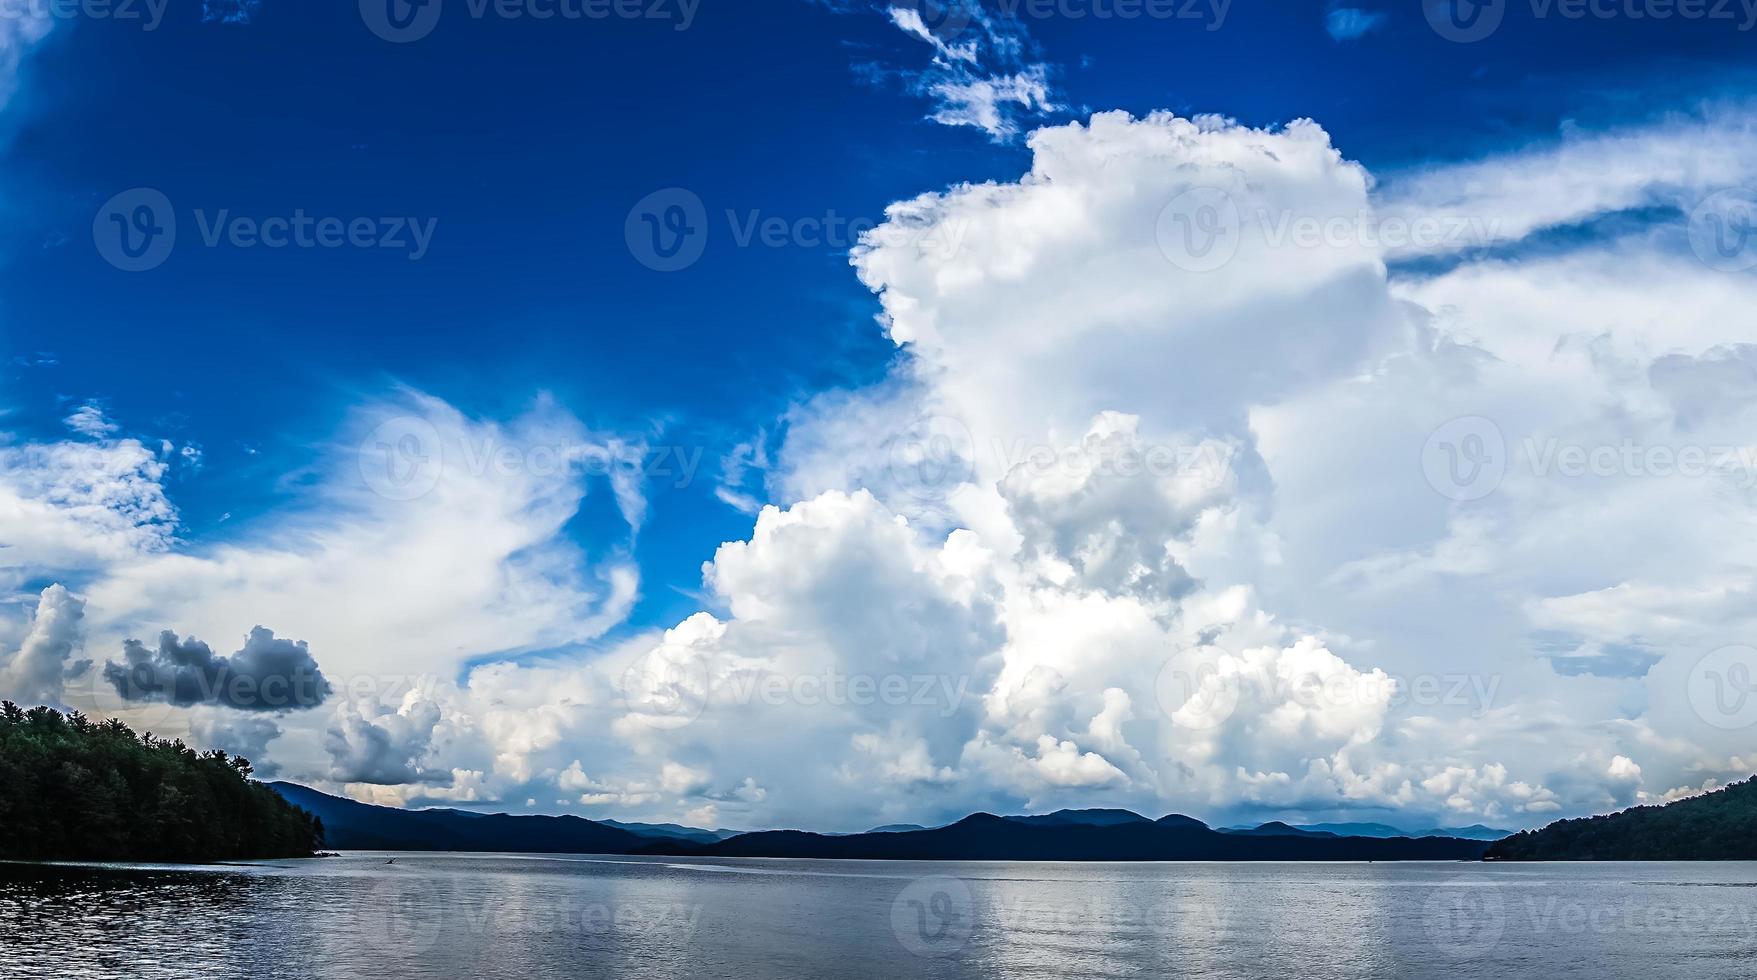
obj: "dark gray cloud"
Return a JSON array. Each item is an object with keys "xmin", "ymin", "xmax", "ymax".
[{"xmin": 104, "ymin": 627, "xmax": 331, "ymax": 712}]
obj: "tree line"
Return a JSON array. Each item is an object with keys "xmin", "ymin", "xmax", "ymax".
[
  {"xmin": 1486, "ymin": 775, "xmax": 1757, "ymax": 860},
  {"xmin": 0, "ymin": 702, "xmax": 323, "ymax": 862}
]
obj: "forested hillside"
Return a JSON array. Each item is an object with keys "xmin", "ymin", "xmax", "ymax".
[
  {"xmin": 1486, "ymin": 776, "xmax": 1757, "ymax": 860},
  {"xmin": 0, "ymin": 703, "xmax": 322, "ymax": 862}
]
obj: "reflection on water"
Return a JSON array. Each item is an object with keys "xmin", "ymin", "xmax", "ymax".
[{"xmin": 4, "ymin": 854, "xmax": 1757, "ymax": 979}]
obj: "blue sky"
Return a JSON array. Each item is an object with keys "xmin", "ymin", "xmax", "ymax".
[
  {"xmin": 6, "ymin": 0, "xmax": 1752, "ymax": 635},
  {"xmin": 3, "ymin": 0, "xmax": 1757, "ymax": 830}
]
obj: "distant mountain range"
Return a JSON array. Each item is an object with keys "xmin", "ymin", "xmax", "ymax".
[
  {"xmin": 273, "ymin": 779, "xmax": 1757, "ymax": 862},
  {"xmin": 630, "ymin": 809, "xmax": 1492, "ymax": 861},
  {"xmin": 597, "ymin": 820, "xmax": 738, "ymax": 844},
  {"xmin": 1486, "ymin": 775, "xmax": 1757, "ymax": 860},
  {"xmin": 869, "ymin": 812, "xmax": 1513, "ymax": 841},
  {"xmin": 1218, "ymin": 821, "xmax": 1513, "ymax": 841},
  {"xmin": 269, "ymin": 785, "xmax": 1493, "ymax": 862}
]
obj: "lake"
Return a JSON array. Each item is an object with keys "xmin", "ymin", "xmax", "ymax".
[{"xmin": 3, "ymin": 853, "xmax": 1755, "ymax": 978}]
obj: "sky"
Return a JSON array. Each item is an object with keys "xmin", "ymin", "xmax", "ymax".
[{"xmin": 2, "ymin": 0, "xmax": 1757, "ymax": 833}]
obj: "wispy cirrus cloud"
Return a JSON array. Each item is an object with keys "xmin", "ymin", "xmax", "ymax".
[
  {"xmin": 834, "ymin": 1, "xmax": 1062, "ymax": 141},
  {"xmin": 0, "ymin": 8, "xmax": 52, "ymax": 112},
  {"xmin": 63, "ymin": 401, "xmax": 118, "ymax": 439}
]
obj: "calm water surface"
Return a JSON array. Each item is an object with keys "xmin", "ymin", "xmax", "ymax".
[{"xmin": 3, "ymin": 853, "xmax": 1755, "ymax": 978}]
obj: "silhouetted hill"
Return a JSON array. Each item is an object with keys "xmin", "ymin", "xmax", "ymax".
[
  {"xmin": 1428, "ymin": 824, "xmax": 1514, "ymax": 841},
  {"xmin": 1486, "ymin": 776, "xmax": 1757, "ymax": 860},
  {"xmin": 599, "ymin": 819, "xmax": 732, "ymax": 844},
  {"xmin": 1001, "ymin": 808, "xmax": 1153, "ymax": 828},
  {"xmin": 867, "ymin": 823, "xmax": 929, "ymax": 834},
  {"xmin": 634, "ymin": 811, "xmax": 1491, "ymax": 861},
  {"xmin": 1223, "ymin": 821, "xmax": 1338, "ymax": 838},
  {"xmin": 266, "ymin": 783, "xmax": 1500, "ymax": 861},
  {"xmin": 1298, "ymin": 822, "xmax": 1406, "ymax": 838},
  {"xmin": 1228, "ymin": 821, "xmax": 1513, "ymax": 840},
  {"xmin": 268, "ymin": 782, "xmax": 650, "ymax": 853}
]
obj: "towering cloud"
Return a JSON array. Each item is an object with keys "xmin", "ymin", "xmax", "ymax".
[
  {"xmin": 9, "ymin": 100, "xmax": 1757, "ymax": 830},
  {"xmin": 324, "ymin": 694, "xmax": 445, "ymax": 785},
  {"xmin": 0, "ymin": 585, "xmax": 88, "ymax": 706}
]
